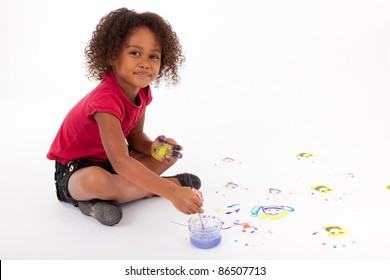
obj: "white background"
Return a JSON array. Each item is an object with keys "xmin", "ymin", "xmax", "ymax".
[{"xmin": 1, "ymin": 0, "xmax": 390, "ymax": 269}]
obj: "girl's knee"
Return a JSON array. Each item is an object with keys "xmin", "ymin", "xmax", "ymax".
[{"xmin": 70, "ymin": 167, "xmax": 114, "ymax": 199}]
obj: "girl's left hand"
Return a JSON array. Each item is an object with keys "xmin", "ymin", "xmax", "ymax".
[{"xmin": 151, "ymin": 135, "xmax": 183, "ymax": 162}]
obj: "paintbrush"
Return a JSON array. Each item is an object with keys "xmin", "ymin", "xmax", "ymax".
[
  {"xmin": 197, "ymin": 201, "xmax": 205, "ymax": 230},
  {"xmin": 187, "ymin": 173, "xmax": 204, "ymax": 229},
  {"xmin": 194, "ymin": 190, "xmax": 205, "ymax": 230}
]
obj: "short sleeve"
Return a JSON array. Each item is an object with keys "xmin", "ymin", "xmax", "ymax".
[{"xmin": 86, "ymin": 90, "xmax": 125, "ymax": 123}]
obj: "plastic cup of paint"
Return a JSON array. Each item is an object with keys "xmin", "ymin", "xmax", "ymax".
[{"xmin": 188, "ymin": 215, "xmax": 222, "ymax": 249}]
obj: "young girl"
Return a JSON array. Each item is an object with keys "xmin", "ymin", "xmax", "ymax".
[{"xmin": 47, "ymin": 8, "xmax": 203, "ymax": 226}]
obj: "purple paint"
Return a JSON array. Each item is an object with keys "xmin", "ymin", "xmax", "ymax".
[
  {"xmin": 190, "ymin": 235, "xmax": 222, "ymax": 249},
  {"xmin": 226, "ymin": 208, "xmax": 240, "ymax": 214}
]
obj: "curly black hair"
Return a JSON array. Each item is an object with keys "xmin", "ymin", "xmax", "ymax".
[{"xmin": 84, "ymin": 8, "xmax": 185, "ymax": 85}]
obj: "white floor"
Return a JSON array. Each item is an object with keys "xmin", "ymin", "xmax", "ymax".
[
  {"xmin": 1, "ymin": 0, "xmax": 390, "ymax": 262},
  {"xmin": 1, "ymin": 143, "xmax": 390, "ymax": 260}
]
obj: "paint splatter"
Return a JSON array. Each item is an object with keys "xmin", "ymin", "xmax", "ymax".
[
  {"xmin": 215, "ymin": 204, "xmax": 240, "ymax": 215},
  {"xmin": 310, "ymin": 185, "xmax": 347, "ymax": 202},
  {"xmin": 233, "ymin": 239, "xmax": 256, "ymax": 248},
  {"xmin": 321, "ymin": 241, "xmax": 355, "ymax": 249},
  {"xmin": 227, "ymin": 204, "xmax": 239, "ymax": 208},
  {"xmin": 221, "ymin": 220, "xmax": 250, "ymax": 230}
]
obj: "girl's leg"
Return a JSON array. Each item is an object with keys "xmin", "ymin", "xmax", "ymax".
[
  {"xmin": 68, "ymin": 166, "xmax": 179, "ymax": 203},
  {"xmin": 68, "ymin": 141, "xmax": 180, "ymax": 203}
]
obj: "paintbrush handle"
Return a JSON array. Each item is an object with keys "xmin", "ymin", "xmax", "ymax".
[
  {"xmin": 198, "ymin": 213, "xmax": 205, "ymax": 229},
  {"xmin": 187, "ymin": 173, "xmax": 205, "ymax": 229}
]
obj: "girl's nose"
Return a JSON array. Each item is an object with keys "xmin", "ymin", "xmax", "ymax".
[{"xmin": 138, "ymin": 60, "xmax": 150, "ymax": 69}]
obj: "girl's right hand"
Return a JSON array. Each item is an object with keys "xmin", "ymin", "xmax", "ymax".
[{"xmin": 169, "ymin": 187, "xmax": 204, "ymax": 215}]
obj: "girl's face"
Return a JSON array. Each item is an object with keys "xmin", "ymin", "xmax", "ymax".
[{"xmin": 110, "ymin": 27, "xmax": 161, "ymax": 101}]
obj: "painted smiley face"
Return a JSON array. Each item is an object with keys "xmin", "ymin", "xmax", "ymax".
[
  {"xmin": 268, "ymin": 188, "xmax": 281, "ymax": 194},
  {"xmin": 322, "ymin": 224, "xmax": 348, "ymax": 236},
  {"xmin": 296, "ymin": 152, "xmax": 314, "ymax": 158},
  {"xmin": 242, "ymin": 223, "xmax": 258, "ymax": 234},
  {"xmin": 311, "ymin": 185, "xmax": 334, "ymax": 194},
  {"xmin": 262, "ymin": 206, "xmax": 283, "ymax": 215},
  {"xmin": 225, "ymin": 182, "xmax": 239, "ymax": 189},
  {"xmin": 251, "ymin": 205, "xmax": 295, "ymax": 221}
]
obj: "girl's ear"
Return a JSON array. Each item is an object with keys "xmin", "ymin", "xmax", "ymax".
[{"xmin": 107, "ymin": 55, "xmax": 117, "ymax": 66}]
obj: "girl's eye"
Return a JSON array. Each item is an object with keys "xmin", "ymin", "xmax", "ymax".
[
  {"xmin": 149, "ymin": 54, "xmax": 160, "ymax": 60},
  {"xmin": 128, "ymin": 51, "xmax": 160, "ymax": 60}
]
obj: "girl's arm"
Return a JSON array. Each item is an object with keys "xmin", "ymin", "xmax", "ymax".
[
  {"xmin": 126, "ymin": 112, "xmax": 152, "ymax": 155},
  {"xmin": 126, "ymin": 111, "xmax": 183, "ymax": 162},
  {"xmin": 93, "ymin": 112, "xmax": 203, "ymax": 214}
]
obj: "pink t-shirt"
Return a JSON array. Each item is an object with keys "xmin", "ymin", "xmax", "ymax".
[{"xmin": 47, "ymin": 72, "xmax": 153, "ymax": 165}]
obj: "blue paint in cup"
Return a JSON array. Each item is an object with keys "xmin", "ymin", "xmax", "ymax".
[{"xmin": 188, "ymin": 215, "xmax": 222, "ymax": 249}]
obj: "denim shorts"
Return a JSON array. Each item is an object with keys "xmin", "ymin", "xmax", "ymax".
[{"xmin": 54, "ymin": 159, "xmax": 116, "ymax": 207}]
